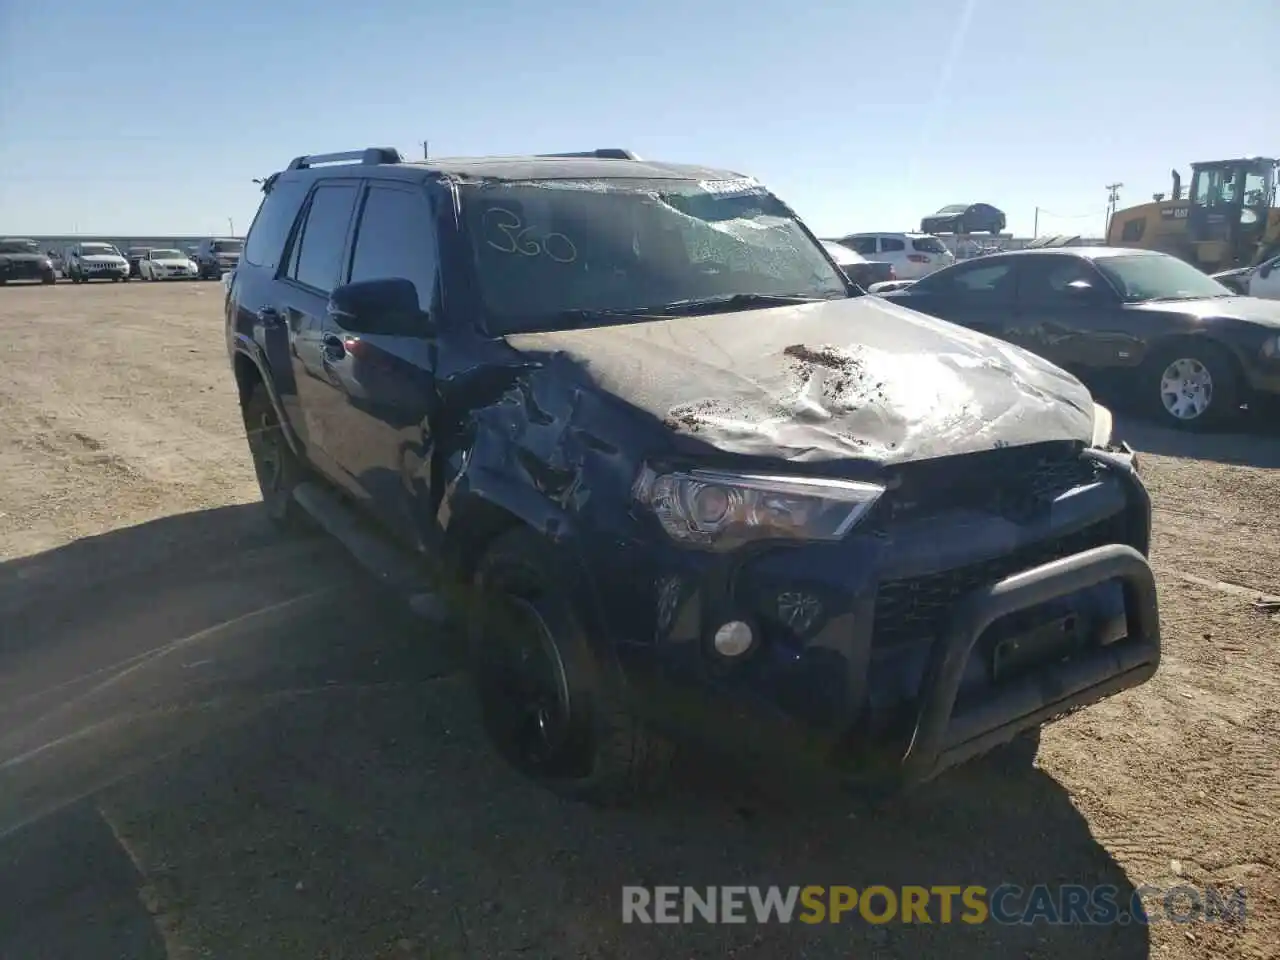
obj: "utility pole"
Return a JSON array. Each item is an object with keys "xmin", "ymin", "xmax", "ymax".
[
  {"xmin": 1033, "ymin": 207, "xmax": 1039, "ymax": 238},
  {"xmin": 228, "ymin": 217, "xmax": 235, "ymax": 237},
  {"xmin": 422, "ymin": 140, "xmax": 429, "ymax": 160},
  {"xmin": 1104, "ymin": 182, "xmax": 1123, "ymax": 238}
]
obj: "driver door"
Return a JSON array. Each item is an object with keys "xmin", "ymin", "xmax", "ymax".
[{"xmin": 311, "ymin": 181, "xmax": 443, "ymax": 551}]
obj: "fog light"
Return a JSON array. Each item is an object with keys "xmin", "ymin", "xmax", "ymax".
[{"xmin": 713, "ymin": 620, "xmax": 754, "ymax": 657}]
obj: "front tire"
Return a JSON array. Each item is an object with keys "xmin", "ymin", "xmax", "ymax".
[
  {"xmin": 241, "ymin": 383, "xmax": 308, "ymax": 531},
  {"xmin": 470, "ymin": 527, "xmax": 673, "ymax": 805},
  {"xmin": 1146, "ymin": 341, "xmax": 1240, "ymax": 429}
]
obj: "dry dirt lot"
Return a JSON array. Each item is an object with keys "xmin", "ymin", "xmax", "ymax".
[{"xmin": 1, "ymin": 281, "xmax": 1278, "ymax": 960}]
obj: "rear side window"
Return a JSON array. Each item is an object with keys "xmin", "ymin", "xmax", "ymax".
[
  {"xmin": 243, "ymin": 177, "xmax": 308, "ymax": 271},
  {"xmin": 348, "ymin": 185, "xmax": 440, "ymax": 313},
  {"xmin": 880, "ymin": 237, "xmax": 906, "ymax": 252},
  {"xmin": 289, "ymin": 183, "xmax": 358, "ymax": 293},
  {"xmin": 911, "ymin": 237, "xmax": 947, "ymax": 254}
]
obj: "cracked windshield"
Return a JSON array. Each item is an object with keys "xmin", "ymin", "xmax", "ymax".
[{"xmin": 0, "ymin": 1, "xmax": 1276, "ymax": 959}]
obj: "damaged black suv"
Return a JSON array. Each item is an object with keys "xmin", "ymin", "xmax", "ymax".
[{"xmin": 225, "ymin": 146, "xmax": 1161, "ymax": 804}]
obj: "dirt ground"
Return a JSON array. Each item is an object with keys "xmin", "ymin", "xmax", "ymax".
[{"xmin": 0, "ymin": 281, "xmax": 1277, "ymax": 960}]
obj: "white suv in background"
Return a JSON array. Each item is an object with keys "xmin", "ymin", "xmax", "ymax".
[{"xmin": 834, "ymin": 232, "xmax": 955, "ymax": 280}]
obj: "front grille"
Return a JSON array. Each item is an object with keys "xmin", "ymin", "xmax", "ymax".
[
  {"xmin": 870, "ymin": 512, "xmax": 1130, "ymax": 651},
  {"xmin": 870, "ymin": 443, "xmax": 1101, "ymax": 528}
]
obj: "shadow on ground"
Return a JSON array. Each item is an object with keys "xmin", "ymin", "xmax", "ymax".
[
  {"xmin": 0, "ymin": 504, "xmax": 1151, "ymax": 959},
  {"xmin": 1114, "ymin": 408, "xmax": 1280, "ymax": 468}
]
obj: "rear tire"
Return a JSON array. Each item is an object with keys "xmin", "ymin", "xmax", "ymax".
[
  {"xmin": 1144, "ymin": 340, "xmax": 1240, "ymax": 429},
  {"xmin": 241, "ymin": 382, "xmax": 308, "ymax": 531},
  {"xmin": 470, "ymin": 527, "xmax": 673, "ymax": 805}
]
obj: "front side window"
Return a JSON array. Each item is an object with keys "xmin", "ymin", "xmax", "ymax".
[
  {"xmin": 348, "ymin": 185, "xmax": 439, "ymax": 314},
  {"xmin": 1094, "ymin": 254, "xmax": 1231, "ymax": 302},
  {"xmin": 879, "ymin": 237, "xmax": 906, "ymax": 252},
  {"xmin": 1017, "ymin": 257, "xmax": 1104, "ymax": 305},
  {"xmin": 460, "ymin": 178, "xmax": 847, "ymax": 334},
  {"xmin": 911, "ymin": 236, "xmax": 947, "ymax": 254}
]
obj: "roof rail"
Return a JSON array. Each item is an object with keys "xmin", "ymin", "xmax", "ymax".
[
  {"xmin": 286, "ymin": 147, "xmax": 404, "ymax": 171},
  {"xmin": 535, "ymin": 148, "xmax": 640, "ymax": 160}
]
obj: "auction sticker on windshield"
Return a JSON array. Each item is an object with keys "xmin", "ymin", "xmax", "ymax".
[{"xmin": 698, "ymin": 177, "xmax": 766, "ymax": 199}]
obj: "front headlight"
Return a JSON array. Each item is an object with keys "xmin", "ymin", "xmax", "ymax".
[
  {"xmin": 633, "ymin": 466, "xmax": 884, "ymax": 551},
  {"xmin": 1091, "ymin": 402, "xmax": 1114, "ymax": 449}
]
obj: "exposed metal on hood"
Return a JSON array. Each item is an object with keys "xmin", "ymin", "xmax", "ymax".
[{"xmin": 505, "ymin": 295, "xmax": 1095, "ymax": 466}]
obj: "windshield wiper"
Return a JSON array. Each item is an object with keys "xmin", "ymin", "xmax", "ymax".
[{"xmin": 652, "ymin": 292, "xmax": 828, "ymax": 315}]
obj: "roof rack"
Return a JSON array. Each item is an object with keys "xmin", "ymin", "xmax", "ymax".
[
  {"xmin": 535, "ymin": 148, "xmax": 641, "ymax": 160},
  {"xmin": 286, "ymin": 147, "xmax": 404, "ymax": 171}
]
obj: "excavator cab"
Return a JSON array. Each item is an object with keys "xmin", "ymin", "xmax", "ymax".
[{"xmin": 1186, "ymin": 157, "xmax": 1278, "ymax": 269}]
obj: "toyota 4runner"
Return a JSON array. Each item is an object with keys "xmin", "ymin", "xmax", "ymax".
[{"xmin": 225, "ymin": 146, "xmax": 1161, "ymax": 804}]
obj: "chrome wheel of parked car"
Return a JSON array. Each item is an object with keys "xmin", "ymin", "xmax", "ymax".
[
  {"xmin": 1149, "ymin": 342, "xmax": 1239, "ymax": 428},
  {"xmin": 1160, "ymin": 357, "xmax": 1214, "ymax": 421}
]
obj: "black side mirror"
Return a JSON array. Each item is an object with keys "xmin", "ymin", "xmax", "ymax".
[
  {"xmin": 1259, "ymin": 260, "xmax": 1276, "ymax": 279},
  {"xmin": 328, "ymin": 278, "xmax": 431, "ymax": 336}
]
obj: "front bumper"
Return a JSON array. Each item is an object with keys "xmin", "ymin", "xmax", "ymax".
[
  {"xmin": 587, "ymin": 447, "xmax": 1159, "ymax": 784},
  {"xmin": 899, "ymin": 541, "xmax": 1158, "ymax": 785},
  {"xmin": 80, "ymin": 264, "xmax": 129, "ymax": 278}
]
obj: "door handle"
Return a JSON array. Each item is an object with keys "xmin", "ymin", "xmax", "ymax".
[
  {"xmin": 321, "ymin": 333, "xmax": 347, "ymax": 361},
  {"xmin": 257, "ymin": 306, "xmax": 282, "ymax": 326}
]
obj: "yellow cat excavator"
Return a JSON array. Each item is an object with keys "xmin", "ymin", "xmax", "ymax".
[{"xmin": 1106, "ymin": 156, "xmax": 1280, "ymax": 272}]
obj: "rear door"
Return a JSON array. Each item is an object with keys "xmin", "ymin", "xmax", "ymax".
[
  {"xmin": 894, "ymin": 257, "xmax": 1017, "ymax": 337},
  {"xmin": 313, "ymin": 181, "xmax": 444, "ymax": 545},
  {"xmin": 275, "ymin": 180, "xmax": 361, "ymax": 490}
]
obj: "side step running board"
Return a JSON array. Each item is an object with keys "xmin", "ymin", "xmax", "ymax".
[{"xmin": 292, "ymin": 481, "xmax": 453, "ymax": 625}]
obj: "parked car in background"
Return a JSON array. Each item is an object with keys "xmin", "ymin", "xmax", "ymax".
[
  {"xmin": 880, "ymin": 247, "xmax": 1280, "ymax": 428},
  {"xmin": 835, "ymin": 232, "xmax": 955, "ymax": 280},
  {"xmin": 126, "ymin": 247, "xmax": 152, "ymax": 279},
  {"xmin": 921, "ymin": 203, "xmax": 1007, "ymax": 236},
  {"xmin": 0, "ymin": 237, "xmax": 57, "ymax": 285},
  {"xmin": 64, "ymin": 242, "xmax": 130, "ymax": 283},
  {"xmin": 820, "ymin": 239, "xmax": 895, "ymax": 288},
  {"xmin": 140, "ymin": 248, "xmax": 199, "ymax": 280},
  {"xmin": 195, "ymin": 236, "xmax": 243, "ymax": 279},
  {"xmin": 1247, "ymin": 255, "xmax": 1280, "ymax": 300},
  {"xmin": 225, "ymin": 145, "xmax": 1160, "ymax": 805}
]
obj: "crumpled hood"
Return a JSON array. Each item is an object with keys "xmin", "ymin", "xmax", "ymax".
[
  {"xmin": 1130, "ymin": 295, "xmax": 1280, "ymax": 330},
  {"xmin": 504, "ymin": 296, "xmax": 1096, "ymax": 466}
]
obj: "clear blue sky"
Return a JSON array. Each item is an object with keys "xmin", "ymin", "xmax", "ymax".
[{"xmin": 2, "ymin": 0, "xmax": 1276, "ymax": 238}]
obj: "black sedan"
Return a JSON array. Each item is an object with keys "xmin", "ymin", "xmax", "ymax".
[{"xmin": 879, "ymin": 247, "xmax": 1280, "ymax": 428}]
